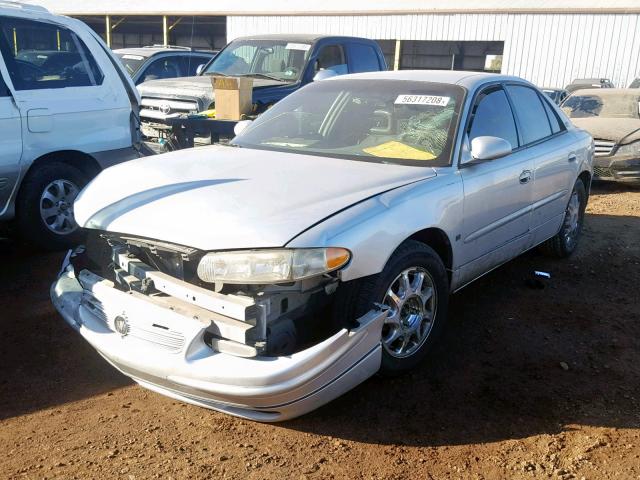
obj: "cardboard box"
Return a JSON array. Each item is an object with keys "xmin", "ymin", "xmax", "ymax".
[{"xmin": 211, "ymin": 76, "xmax": 254, "ymax": 120}]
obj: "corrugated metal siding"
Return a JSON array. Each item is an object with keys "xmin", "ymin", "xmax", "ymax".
[{"xmin": 228, "ymin": 13, "xmax": 640, "ymax": 88}]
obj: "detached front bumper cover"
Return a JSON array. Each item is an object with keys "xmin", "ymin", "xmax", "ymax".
[{"xmin": 51, "ymin": 265, "xmax": 386, "ymax": 422}]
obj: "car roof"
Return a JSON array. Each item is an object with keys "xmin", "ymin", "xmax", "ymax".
[
  {"xmin": 328, "ymin": 70, "xmax": 531, "ymax": 90},
  {"xmin": 570, "ymin": 78, "xmax": 612, "ymax": 84},
  {"xmin": 232, "ymin": 33, "xmax": 369, "ymax": 43},
  {"xmin": 566, "ymin": 88, "xmax": 640, "ymax": 97},
  {"xmin": 114, "ymin": 46, "xmax": 215, "ymax": 58},
  {"xmin": 542, "ymin": 87, "xmax": 567, "ymax": 92}
]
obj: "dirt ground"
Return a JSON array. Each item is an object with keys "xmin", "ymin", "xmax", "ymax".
[{"xmin": 1, "ymin": 182, "xmax": 639, "ymax": 480}]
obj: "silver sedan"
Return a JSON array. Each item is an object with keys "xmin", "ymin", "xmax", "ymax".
[{"xmin": 52, "ymin": 70, "xmax": 593, "ymax": 421}]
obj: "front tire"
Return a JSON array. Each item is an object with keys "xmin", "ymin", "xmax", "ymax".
[
  {"xmin": 16, "ymin": 162, "xmax": 88, "ymax": 251},
  {"xmin": 541, "ymin": 179, "xmax": 587, "ymax": 258},
  {"xmin": 333, "ymin": 240, "xmax": 449, "ymax": 376}
]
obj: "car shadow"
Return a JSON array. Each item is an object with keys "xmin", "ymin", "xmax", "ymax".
[
  {"xmin": 283, "ymin": 211, "xmax": 640, "ymax": 446},
  {"xmin": 0, "ymin": 212, "xmax": 638, "ymax": 445},
  {"xmin": 0, "ymin": 239, "xmax": 131, "ymax": 421},
  {"xmin": 591, "ymin": 180, "xmax": 640, "ymax": 195}
]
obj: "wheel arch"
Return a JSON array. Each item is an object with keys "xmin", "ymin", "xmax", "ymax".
[
  {"xmin": 22, "ymin": 150, "xmax": 101, "ymax": 184},
  {"xmin": 578, "ymin": 170, "xmax": 592, "ymax": 198},
  {"xmin": 407, "ymin": 227, "xmax": 454, "ymax": 283}
]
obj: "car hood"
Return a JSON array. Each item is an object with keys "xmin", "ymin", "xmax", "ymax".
[
  {"xmin": 74, "ymin": 146, "xmax": 436, "ymax": 251},
  {"xmin": 570, "ymin": 117, "xmax": 640, "ymax": 144},
  {"xmin": 137, "ymin": 75, "xmax": 287, "ymax": 103}
]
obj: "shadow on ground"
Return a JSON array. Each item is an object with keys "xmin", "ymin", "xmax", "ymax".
[
  {"xmin": 285, "ymin": 211, "xmax": 640, "ymax": 446},
  {"xmin": 0, "ymin": 210, "xmax": 638, "ymax": 447},
  {"xmin": 0, "ymin": 239, "xmax": 131, "ymax": 421}
]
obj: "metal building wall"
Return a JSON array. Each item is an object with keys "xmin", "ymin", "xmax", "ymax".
[{"xmin": 228, "ymin": 14, "xmax": 640, "ymax": 88}]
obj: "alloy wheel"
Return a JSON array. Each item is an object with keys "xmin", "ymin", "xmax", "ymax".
[
  {"xmin": 563, "ymin": 190, "xmax": 581, "ymax": 249},
  {"xmin": 39, "ymin": 179, "xmax": 80, "ymax": 235},
  {"xmin": 381, "ymin": 267, "xmax": 437, "ymax": 358}
]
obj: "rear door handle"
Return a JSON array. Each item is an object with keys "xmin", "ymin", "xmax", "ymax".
[
  {"xmin": 568, "ymin": 153, "xmax": 577, "ymax": 162},
  {"xmin": 519, "ymin": 170, "xmax": 532, "ymax": 184}
]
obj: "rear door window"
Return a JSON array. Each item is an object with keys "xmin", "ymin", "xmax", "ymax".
[
  {"xmin": 468, "ymin": 86, "xmax": 519, "ymax": 149},
  {"xmin": 347, "ymin": 43, "xmax": 381, "ymax": 73},
  {"xmin": 0, "ymin": 16, "xmax": 104, "ymax": 90},
  {"xmin": 181, "ymin": 55, "xmax": 211, "ymax": 76},
  {"xmin": 505, "ymin": 84, "xmax": 553, "ymax": 145}
]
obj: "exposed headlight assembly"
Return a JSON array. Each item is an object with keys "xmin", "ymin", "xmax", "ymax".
[
  {"xmin": 196, "ymin": 248, "xmax": 351, "ymax": 284},
  {"xmin": 615, "ymin": 140, "xmax": 640, "ymax": 157}
]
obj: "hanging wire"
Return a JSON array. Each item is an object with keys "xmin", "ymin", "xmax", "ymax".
[{"xmin": 186, "ymin": 15, "xmax": 196, "ymax": 74}]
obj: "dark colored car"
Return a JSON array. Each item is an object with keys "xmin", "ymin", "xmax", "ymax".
[
  {"xmin": 542, "ymin": 87, "xmax": 569, "ymax": 105},
  {"xmin": 562, "ymin": 88, "xmax": 640, "ymax": 182},
  {"xmin": 565, "ymin": 78, "xmax": 615, "ymax": 93},
  {"xmin": 629, "ymin": 78, "xmax": 640, "ymax": 88},
  {"xmin": 137, "ymin": 34, "xmax": 388, "ymax": 147},
  {"xmin": 114, "ymin": 45, "xmax": 216, "ymax": 85}
]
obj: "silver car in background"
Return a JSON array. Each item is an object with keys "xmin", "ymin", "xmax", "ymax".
[
  {"xmin": 52, "ymin": 71, "xmax": 593, "ymax": 421},
  {"xmin": 562, "ymin": 89, "xmax": 640, "ymax": 182}
]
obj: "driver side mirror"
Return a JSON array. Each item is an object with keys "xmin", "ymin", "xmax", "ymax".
[
  {"xmin": 234, "ymin": 119, "xmax": 253, "ymax": 136},
  {"xmin": 466, "ymin": 136, "xmax": 512, "ymax": 164},
  {"xmin": 196, "ymin": 64, "xmax": 205, "ymax": 76},
  {"xmin": 313, "ymin": 70, "xmax": 338, "ymax": 82}
]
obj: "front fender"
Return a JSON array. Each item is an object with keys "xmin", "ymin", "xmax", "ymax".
[{"xmin": 286, "ymin": 170, "xmax": 464, "ymax": 284}]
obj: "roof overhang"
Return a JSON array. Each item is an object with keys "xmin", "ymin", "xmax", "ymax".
[{"xmin": 23, "ymin": 0, "xmax": 640, "ymax": 16}]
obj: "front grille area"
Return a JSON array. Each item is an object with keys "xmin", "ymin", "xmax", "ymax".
[
  {"xmin": 81, "ymin": 293, "xmax": 186, "ymax": 353},
  {"xmin": 593, "ymin": 166, "xmax": 614, "ymax": 178},
  {"xmin": 127, "ymin": 324, "xmax": 186, "ymax": 353},
  {"xmin": 594, "ymin": 139, "xmax": 616, "ymax": 157},
  {"xmin": 140, "ymin": 97, "xmax": 200, "ymax": 122}
]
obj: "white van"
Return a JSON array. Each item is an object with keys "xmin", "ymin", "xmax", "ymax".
[{"xmin": 0, "ymin": 2, "xmax": 140, "ymax": 249}]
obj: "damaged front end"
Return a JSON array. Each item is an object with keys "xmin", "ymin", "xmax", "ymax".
[{"xmin": 51, "ymin": 231, "xmax": 386, "ymax": 421}]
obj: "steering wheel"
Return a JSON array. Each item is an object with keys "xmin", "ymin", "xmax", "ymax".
[
  {"xmin": 284, "ymin": 66, "xmax": 299, "ymax": 78},
  {"xmin": 13, "ymin": 60, "xmax": 45, "ymax": 84}
]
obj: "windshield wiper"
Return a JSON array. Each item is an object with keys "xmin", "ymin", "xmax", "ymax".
[
  {"xmin": 239, "ymin": 73, "xmax": 287, "ymax": 82},
  {"xmin": 202, "ymin": 71, "xmax": 228, "ymax": 77}
]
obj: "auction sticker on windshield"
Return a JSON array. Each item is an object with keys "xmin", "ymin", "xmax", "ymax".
[
  {"xmin": 286, "ymin": 43, "xmax": 311, "ymax": 51},
  {"xmin": 395, "ymin": 95, "xmax": 451, "ymax": 106}
]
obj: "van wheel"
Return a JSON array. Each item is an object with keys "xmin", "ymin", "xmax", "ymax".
[
  {"xmin": 333, "ymin": 240, "xmax": 449, "ymax": 376},
  {"xmin": 541, "ymin": 179, "xmax": 587, "ymax": 258},
  {"xmin": 16, "ymin": 162, "xmax": 89, "ymax": 251}
]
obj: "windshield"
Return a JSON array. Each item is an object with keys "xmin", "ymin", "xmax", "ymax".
[
  {"xmin": 203, "ymin": 40, "xmax": 309, "ymax": 82},
  {"xmin": 116, "ymin": 53, "xmax": 145, "ymax": 75},
  {"xmin": 543, "ymin": 90, "xmax": 560, "ymax": 102},
  {"xmin": 562, "ymin": 94, "xmax": 640, "ymax": 119},
  {"xmin": 233, "ymin": 79, "xmax": 464, "ymax": 166}
]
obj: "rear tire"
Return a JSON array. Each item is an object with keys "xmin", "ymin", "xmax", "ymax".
[
  {"xmin": 541, "ymin": 179, "xmax": 586, "ymax": 258},
  {"xmin": 16, "ymin": 162, "xmax": 89, "ymax": 251},
  {"xmin": 333, "ymin": 240, "xmax": 449, "ymax": 376}
]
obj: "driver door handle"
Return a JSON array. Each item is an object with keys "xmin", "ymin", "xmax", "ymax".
[{"xmin": 519, "ymin": 170, "xmax": 532, "ymax": 184}]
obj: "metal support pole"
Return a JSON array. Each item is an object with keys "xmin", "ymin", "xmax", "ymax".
[
  {"xmin": 105, "ymin": 15, "xmax": 111, "ymax": 48},
  {"xmin": 163, "ymin": 15, "xmax": 168, "ymax": 47},
  {"xmin": 393, "ymin": 39, "xmax": 401, "ymax": 71}
]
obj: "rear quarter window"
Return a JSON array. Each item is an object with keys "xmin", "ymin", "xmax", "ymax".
[{"xmin": 0, "ymin": 16, "xmax": 104, "ymax": 90}]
